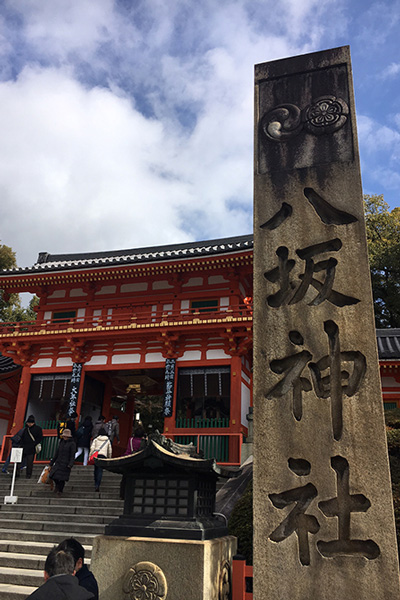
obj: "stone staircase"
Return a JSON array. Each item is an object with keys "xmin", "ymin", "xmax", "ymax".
[{"xmin": 0, "ymin": 464, "xmax": 123, "ymax": 599}]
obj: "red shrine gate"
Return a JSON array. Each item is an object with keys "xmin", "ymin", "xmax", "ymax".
[{"xmin": 0, "ymin": 236, "xmax": 253, "ymax": 464}]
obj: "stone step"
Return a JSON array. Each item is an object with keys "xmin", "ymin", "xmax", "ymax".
[
  {"xmin": 0, "ymin": 479, "xmax": 120, "ymax": 488},
  {"xmin": 0, "ymin": 582, "xmax": 37, "ymax": 600},
  {"xmin": 0, "ymin": 519, "xmax": 105, "ymax": 535},
  {"xmin": 0, "ymin": 552, "xmax": 45, "ymax": 570},
  {"xmin": 0, "ymin": 511, "xmax": 116, "ymax": 525},
  {"xmin": 0, "ymin": 504, "xmax": 121, "ymax": 516},
  {"xmin": 0, "ymin": 566, "xmax": 44, "ymax": 587},
  {"xmin": 0, "ymin": 463, "xmax": 122, "ymax": 598},
  {"xmin": 23, "ymin": 490, "xmax": 120, "ymax": 499},
  {"xmin": 0, "ymin": 540, "xmax": 92, "ymax": 558},
  {"xmin": 0, "ymin": 528, "xmax": 96, "ymax": 546},
  {"xmin": 14, "ymin": 496, "xmax": 122, "ymax": 508}
]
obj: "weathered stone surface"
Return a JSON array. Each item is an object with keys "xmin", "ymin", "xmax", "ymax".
[
  {"xmin": 91, "ymin": 534, "xmax": 237, "ymax": 600},
  {"xmin": 253, "ymin": 46, "xmax": 400, "ymax": 600}
]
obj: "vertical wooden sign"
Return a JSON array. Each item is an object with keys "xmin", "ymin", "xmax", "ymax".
[
  {"xmin": 163, "ymin": 358, "xmax": 176, "ymax": 418},
  {"xmin": 253, "ymin": 46, "xmax": 400, "ymax": 599},
  {"xmin": 67, "ymin": 362, "xmax": 82, "ymax": 417}
]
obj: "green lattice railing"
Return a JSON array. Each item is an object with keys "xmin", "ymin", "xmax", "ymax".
[
  {"xmin": 175, "ymin": 417, "xmax": 229, "ymax": 429},
  {"xmin": 36, "ymin": 420, "xmax": 58, "ymax": 430},
  {"xmin": 175, "ymin": 435, "xmax": 229, "ymax": 462}
]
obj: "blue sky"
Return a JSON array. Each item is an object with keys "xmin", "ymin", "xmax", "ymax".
[{"xmin": 0, "ymin": 0, "xmax": 399, "ymax": 268}]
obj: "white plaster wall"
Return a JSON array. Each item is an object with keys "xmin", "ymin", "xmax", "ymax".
[
  {"xmin": 95, "ymin": 286, "xmax": 117, "ymax": 295},
  {"xmin": 183, "ymin": 278, "xmax": 203, "ymax": 287},
  {"xmin": 152, "ymin": 281, "xmax": 173, "ymax": 290},
  {"xmin": 241, "ymin": 381, "xmax": 251, "ymax": 427},
  {"xmin": 48, "ymin": 290, "xmax": 66, "ymax": 299},
  {"xmin": 242, "ymin": 371, "xmax": 251, "ymax": 385},
  {"xmin": 208, "ymin": 275, "xmax": 229, "ymax": 284},
  {"xmin": 112, "ymin": 354, "xmax": 141, "ymax": 364},
  {"xmin": 220, "ymin": 297, "xmax": 229, "ymax": 306},
  {"xmin": 86, "ymin": 355, "xmax": 108, "ymax": 366},
  {"xmin": 177, "ymin": 351, "xmax": 202, "ymax": 361},
  {"xmin": 56, "ymin": 357, "xmax": 73, "ymax": 367},
  {"xmin": 32, "ymin": 358, "xmax": 53, "ymax": 368},
  {"xmin": 206, "ymin": 349, "xmax": 230, "ymax": 359},
  {"xmin": 382, "ymin": 376, "xmax": 400, "ymax": 387},
  {"xmin": 70, "ymin": 288, "xmax": 86, "ymax": 297},
  {"xmin": 146, "ymin": 353, "xmax": 164, "ymax": 363},
  {"xmin": 121, "ymin": 282, "xmax": 148, "ymax": 292}
]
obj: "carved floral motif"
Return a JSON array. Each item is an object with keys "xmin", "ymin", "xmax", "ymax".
[
  {"xmin": 219, "ymin": 561, "xmax": 232, "ymax": 600},
  {"xmin": 123, "ymin": 562, "xmax": 167, "ymax": 600},
  {"xmin": 261, "ymin": 95, "xmax": 349, "ymax": 141}
]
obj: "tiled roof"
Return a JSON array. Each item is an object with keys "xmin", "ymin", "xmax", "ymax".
[
  {"xmin": 0, "ymin": 234, "xmax": 254, "ymax": 276},
  {"xmin": 376, "ymin": 329, "xmax": 400, "ymax": 360},
  {"xmin": 0, "ymin": 354, "xmax": 19, "ymax": 374}
]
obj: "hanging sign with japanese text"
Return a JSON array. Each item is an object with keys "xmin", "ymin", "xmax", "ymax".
[
  {"xmin": 253, "ymin": 46, "xmax": 400, "ymax": 600},
  {"xmin": 163, "ymin": 358, "xmax": 176, "ymax": 418},
  {"xmin": 67, "ymin": 362, "xmax": 82, "ymax": 417}
]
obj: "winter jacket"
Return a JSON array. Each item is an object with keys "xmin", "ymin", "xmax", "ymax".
[
  {"xmin": 49, "ymin": 438, "xmax": 76, "ymax": 481},
  {"xmin": 66, "ymin": 417, "xmax": 76, "ymax": 438},
  {"xmin": 123, "ymin": 436, "xmax": 144, "ymax": 455},
  {"xmin": 90, "ymin": 435, "xmax": 112, "ymax": 459},
  {"xmin": 106, "ymin": 418, "xmax": 120, "ymax": 443},
  {"xmin": 10, "ymin": 428, "xmax": 25, "ymax": 447},
  {"xmin": 20, "ymin": 424, "xmax": 43, "ymax": 456},
  {"xmin": 76, "ymin": 420, "xmax": 93, "ymax": 449},
  {"xmin": 26, "ymin": 574, "xmax": 94, "ymax": 599},
  {"xmin": 76, "ymin": 564, "xmax": 99, "ymax": 600},
  {"xmin": 91, "ymin": 420, "xmax": 105, "ymax": 439}
]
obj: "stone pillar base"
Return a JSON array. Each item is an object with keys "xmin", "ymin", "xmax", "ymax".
[{"xmin": 91, "ymin": 534, "xmax": 237, "ymax": 600}]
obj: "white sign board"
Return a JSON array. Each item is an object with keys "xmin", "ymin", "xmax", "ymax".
[{"xmin": 10, "ymin": 448, "xmax": 23, "ymax": 463}]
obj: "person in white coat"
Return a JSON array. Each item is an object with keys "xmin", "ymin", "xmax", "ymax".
[{"xmin": 89, "ymin": 428, "xmax": 112, "ymax": 492}]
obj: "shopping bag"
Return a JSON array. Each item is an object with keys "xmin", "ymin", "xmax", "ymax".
[
  {"xmin": 88, "ymin": 451, "xmax": 98, "ymax": 466},
  {"xmin": 37, "ymin": 465, "xmax": 50, "ymax": 485}
]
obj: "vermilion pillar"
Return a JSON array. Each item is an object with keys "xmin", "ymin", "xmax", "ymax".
[{"xmin": 11, "ymin": 365, "xmax": 31, "ymax": 433}]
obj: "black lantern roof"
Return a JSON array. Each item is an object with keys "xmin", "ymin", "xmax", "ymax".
[{"xmin": 96, "ymin": 437, "xmax": 235, "ymax": 479}]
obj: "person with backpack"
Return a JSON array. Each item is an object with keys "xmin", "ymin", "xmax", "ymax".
[
  {"xmin": 106, "ymin": 415, "xmax": 120, "ymax": 444},
  {"xmin": 74, "ymin": 416, "xmax": 93, "ymax": 466}
]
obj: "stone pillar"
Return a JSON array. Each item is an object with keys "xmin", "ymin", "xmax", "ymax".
[{"xmin": 253, "ymin": 46, "xmax": 400, "ymax": 599}]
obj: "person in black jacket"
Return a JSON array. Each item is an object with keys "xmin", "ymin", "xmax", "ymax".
[
  {"xmin": 26, "ymin": 547, "xmax": 94, "ymax": 599},
  {"xmin": 20, "ymin": 415, "xmax": 43, "ymax": 479},
  {"xmin": 49, "ymin": 429, "xmax": 76, "ymax": 496},
  {"xmin": 56, "ymin": 538, "xmax": 99, "ymax": 600},
  {"xmin": 2, "ymin": 427, "xmax": 25, "ymax": 474},
  {"xmin": 74, "ymin": 416, "xmax": 93, "ymax": 466}
]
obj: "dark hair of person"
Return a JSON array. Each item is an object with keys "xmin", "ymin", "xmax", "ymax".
[
  {"xmin": 133, "ymin": 426, "xmax": 145, "ymax": 438},
  {"xmin": 113, "ymin": 415, "xmax": 119, "ymax": 420},
  {"xmin": 56, "ymin": 538, "xmax": 85, "ymax": 565},
  {"xmin": 44, "ymin": 548, "xmax": 75, "ymax": 577},
  {"xmin": 99, "ymin": 415, "xmax": 105, "ymax": 421},
  {"xmin": 98, "ymin": 427, "xmax": 107, "ymax": 436},
  {"xmin": 83, "ymin": 415, "xmax": 92, "ymax": 424},
  {"xmin": 70, "ymin": 411, "xmax": 78, "ymax": 419}
]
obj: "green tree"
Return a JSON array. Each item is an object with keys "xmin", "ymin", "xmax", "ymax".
[
  {"xmin": 0, "ymin": 242, "xmax": 38, "ymax": 322},
  {"xmin": 364, "ymin": 194, "xmax": 400, "ymax": 328}
]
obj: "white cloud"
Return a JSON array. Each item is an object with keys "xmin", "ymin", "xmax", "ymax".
[
  {"xmin": 381, "ymin": 62, "xmax": 400, "ymax": 79},
  {"xmin": 0, "ymin": 0, "xmax": 370, "ymax": 268}
]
